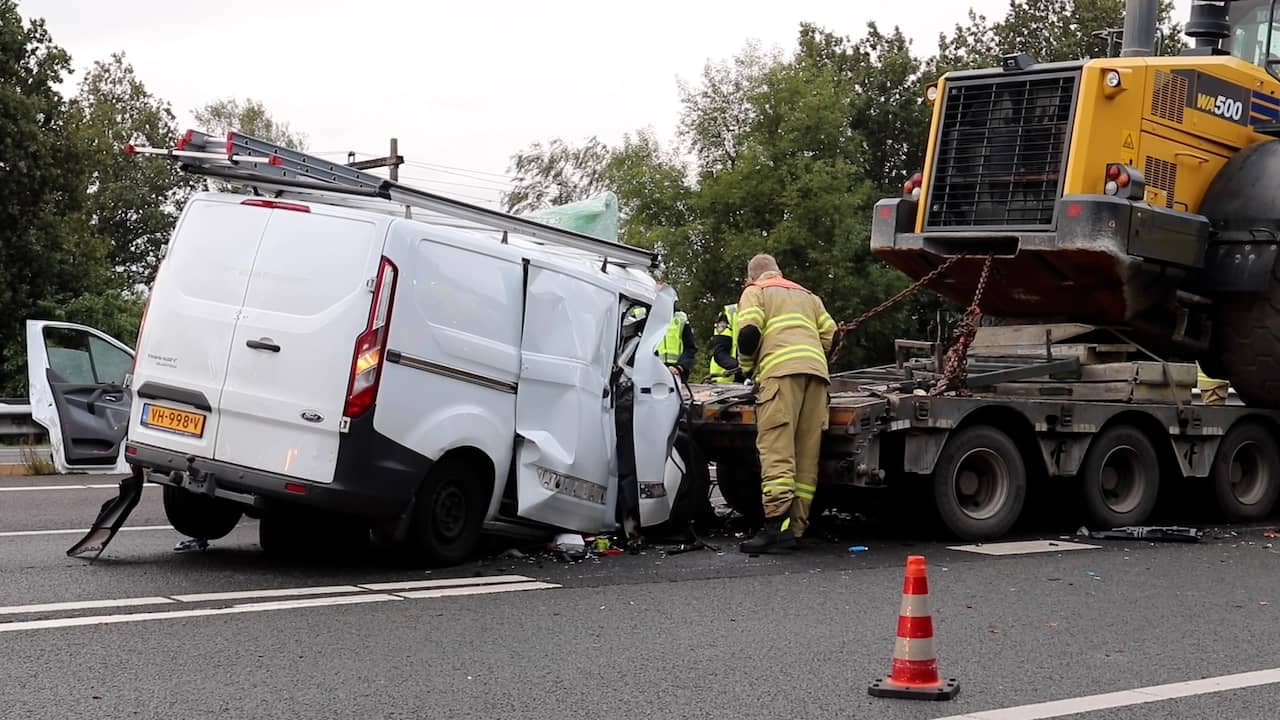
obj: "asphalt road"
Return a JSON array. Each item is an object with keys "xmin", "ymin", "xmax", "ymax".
[{"xmin": 1, "ymin": 474, "xmax": 1278, "ymax": 720}]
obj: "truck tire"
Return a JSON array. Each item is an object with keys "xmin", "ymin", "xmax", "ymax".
[
  {"xmin": 1196, "ymin": 139, "xmax": 1280, "ymax": 407},
  {"xmin": 1079, "ymin": 425, "xmax": 1160, "ymax": 529},
  {"xmin": 1211, "ymin": 421, "xmax": 1280, "ymax": 521},
  {"xmin": 713, "ymin": 456, "xmax": 763, "ymax": 524},
  {"xmin": 162, "ymin": 484, "xmax": 242, "ymax": 540},
  {"xmin": 932, "ymin": 425, "xmax": 1027, "ymax": 541},
  {"xmin": 1214, "ymin": 289, "xmax": 1280, "ymax": 408},
  {"xmin": 408, "ymin": 458, "xmax": 488, "ymax": 567}
]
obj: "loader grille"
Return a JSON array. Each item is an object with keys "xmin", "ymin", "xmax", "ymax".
[
  {"xmin": 924, "ymin": 71, "xmax": 1080, "ymax": 231},
  {"xmin": 1144, "ymin": 156, "xmax": 1178, "ymax": 209}
]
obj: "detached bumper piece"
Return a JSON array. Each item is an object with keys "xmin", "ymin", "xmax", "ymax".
[{"xmin": 66, "ymin": 467, "xmax": 145, "ymax": 560}]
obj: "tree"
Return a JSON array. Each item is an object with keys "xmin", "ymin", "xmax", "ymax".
[
  {"xmin": 0, "ymin": 1, "xmax": 112, "ymax": 396},
  {"xmin": 72, "ymin": 53, "xmax": 197, "ymax": 287},
  {"xmin": 193, "ymin": 97, "xmax": 307, "ymax": 149},
  {"xmin": 501, "ymin": 136, "xmax": 612, "ymax": 214}
]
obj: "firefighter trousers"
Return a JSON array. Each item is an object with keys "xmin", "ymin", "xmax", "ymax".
[{"xmin": 754, "ymin": 373, "xmax": 829, "ymax": 537}]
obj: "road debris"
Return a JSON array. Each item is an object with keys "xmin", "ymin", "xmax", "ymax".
[
  {"xmin": 1263, "ymin": 529, "xmax": 1280, "ymax": 539},
  {"xmin": 173, "ymin": 538, "xmax": 210, "ymax": 552},
  {"xmin": 1077, "ymin": 525, "xmax": 1202, "ymax": 543}
]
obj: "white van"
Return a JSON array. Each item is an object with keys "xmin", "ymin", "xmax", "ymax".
[{"xmin": 29, "ymin": 189, "xmax": 702, "ymax": 564}]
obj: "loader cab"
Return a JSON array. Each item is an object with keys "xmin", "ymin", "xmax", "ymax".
[{"xmin": 1226, "ymin": 0, "xmax": 1280, "ymax": 67}]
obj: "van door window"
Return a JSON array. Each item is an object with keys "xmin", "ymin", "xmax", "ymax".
[{"xmin": 43, "ymin": 327, "xmax": 132, "ymax": 386}]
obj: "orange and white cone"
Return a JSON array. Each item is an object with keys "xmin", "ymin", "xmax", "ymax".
[{"xmin": 868, "ymin": 554, "xmax": 960, "ymax": 701}]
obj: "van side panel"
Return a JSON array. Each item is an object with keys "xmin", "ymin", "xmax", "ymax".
[
  {"xmin": 127, "ymin": 198, "xmax": 270, "ymax": 457},
  {"xmin": 213, "ymin": 207, "xmax": 384, "ymax": 483},
  {"xmin": 373, "ymin": 231, "xmax": 522, "ymax": 508}
]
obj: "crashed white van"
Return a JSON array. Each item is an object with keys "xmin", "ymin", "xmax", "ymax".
[{"xmin": 30, "ymin": 129, "xmax": 703, "ymax": 565}]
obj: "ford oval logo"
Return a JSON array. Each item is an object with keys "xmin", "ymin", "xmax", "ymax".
[{"xmin": 300, "ymin": 411, "xmax": 324, "ymax": 423}]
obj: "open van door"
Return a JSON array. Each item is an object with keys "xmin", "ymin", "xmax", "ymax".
[
  {"xmin": 25, "ymin": 320, "xmax": 134, "ymax": 475},
  {"xmin": 627, "ymin": 285, "xmax": 684, "ymax": 526},
  {"xmin": 513, "ymin": 263, "xmax": 620, "ymax": 533}
]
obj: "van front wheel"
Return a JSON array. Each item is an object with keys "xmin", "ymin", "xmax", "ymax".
[{"xmin": 409, "ymin": 459, "xmax": 486, "ymax": 567}]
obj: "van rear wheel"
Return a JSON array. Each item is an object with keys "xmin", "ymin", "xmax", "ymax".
[
  {"xmin": 408, "ymin": 459, "xmax": 486, "ymax": 567},
  {"xmin": 162, "ymin": 484, "xmax": 242, "ymax": 540}
]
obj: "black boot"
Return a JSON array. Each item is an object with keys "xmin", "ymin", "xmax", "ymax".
[{"xmin": 739, "ymin": 516, "xmax": 797, "ymax": 554}]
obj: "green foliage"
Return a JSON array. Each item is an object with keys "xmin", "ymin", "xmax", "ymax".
[
  {"xmin": 0, "ymin": 3, "xmax": 302, "ymax": 396},
  {"xmin": 72, "ymin": 52, "xmax": 197, "ymax": 287},
  {"xmin": 502, "ymin": 136, "xmax": 613, "ymax": 214},
  {"xmin": 0, "ymin": 0, "xmax": 105, "ymax": 396},
  {"xmin": 193, "ymin": 97, "xmax": 307, "ymax": 150}
]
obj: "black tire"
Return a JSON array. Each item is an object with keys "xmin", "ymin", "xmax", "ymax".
[
  {"xmin": 932, "ymin": 425, "xmax": 1027, "ymax": 541},
  {"xmin": 1214, "ymin": 288, "xmax": 1280, "ymax": 407},
  {"xmin": 163, "ymin": 484, "xmax": 242, "ymax": 540},
  {"xmin": 408, "ymin": 459, "xmax": 488, "ymax": 567},
  {"xmin": 1198, "ymin": 140, "xmax": 1280, "ymax": 407},
  {"xmin": 1211, "ymin": 421, "xmax": 1280, "ymax": 521},
  {"xmin": 713, "ymin": 455, "xmax": 763, "ymax": 524},
  {"xmin": 1079, "ymin": 425, "xmax": 1160, "ymax": 529},
  {"xmin": 647, "ymin": 432, "xmax": 715, "ymax": 536},
  {"xmin": 258, "ymin": 507, "xmax": 369, "ymax": 558}
]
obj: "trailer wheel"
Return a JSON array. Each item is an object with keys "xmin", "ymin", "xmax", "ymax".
[
  {"xmin": 408, "ymin": 458, "xmax": 487, "ymax": 567},
  {"xmin": 713, "ymin": 457, "xmax": 764, "ymax": 524},
  {"xmin": 1211, "ymin": 421, "xmax": 1280, "ymax": 521},
  {"xmin": 1079, "ymin": 425, "xmax": 1160, "ymax": 529},
  {"xmin": 932, "ymin": 425, "xmax": 1027, "ymax": 541},
  {"xmin": 163, "ymin": 484, "xmax": 242, "ymax": 540}
]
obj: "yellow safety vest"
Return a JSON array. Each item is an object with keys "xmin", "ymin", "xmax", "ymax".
[
  {"xmin": 709, "ymin": 304, "xmax": 738, "ymax": 383},
  {"xmin": 656, "ymin": 311, "xmax": 687, "ymax": 366}
]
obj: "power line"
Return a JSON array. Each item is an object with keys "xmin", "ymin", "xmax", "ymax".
[
  {"xmin": 396, "ymin": 172, "xmax": 513, "ymax": 194},
  {"xmin": 403, "ymin": 160, "xmax": 514, "ymax": 181}
]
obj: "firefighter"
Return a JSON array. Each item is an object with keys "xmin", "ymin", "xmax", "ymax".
[
  {"xmin": 656, "ymin": 306, "xmax": 697, "ymax": 378},
  {"xmin": 734, "ymin": 254, "xmax": 836, "ymax": 553},
  {"xmin": 708, "ymin": 304, "xmax": 740, "ymax": 383}
]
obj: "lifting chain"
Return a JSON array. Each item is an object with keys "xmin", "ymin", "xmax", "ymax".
[
  {"xmin": 928, "ymin": 255, "xmax": 995, "ymax": 397},
  {"xmin": 828, "ymin": 254, "xmax": 965, "ymax": 364}
]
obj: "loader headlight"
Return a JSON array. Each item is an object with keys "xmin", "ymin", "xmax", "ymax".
[{"xmin": 1104, "ymin": 70, "xmax": 1122, "ymax": 88}]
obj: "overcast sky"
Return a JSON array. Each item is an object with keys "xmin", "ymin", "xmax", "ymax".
[{"xmin": 21, "ymin": 0, "xmax": 1193, "ymax": 207}]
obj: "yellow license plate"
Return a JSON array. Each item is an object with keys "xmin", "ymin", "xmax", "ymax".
[{"xmin": 141, "ymin": 403, "xmax": 207, "ymax": 438}]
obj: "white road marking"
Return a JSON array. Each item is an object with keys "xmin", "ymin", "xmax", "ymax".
[
  {"xmin": 171, "ymin": 585, "xmax": 367, "ymax": 603},
  {"xmin": 947, "ymin": 540, "xmax": 1101, "ymax": 556},
  {"xmin": 0, "ymin": 575, "xmax": 558, "ymax": 633},
  {"xmin": 0, "ymin": 594, "xmax": 403, "ymax": 633},
  {"xmin": 0, "ymin": 483, "xmax": 153, "ymax": 492},
  {"xmin": 397, "ymin": 581, "xmax": 559, "ymax": 599},
  {"xmin": 360, "ymin": 575, "xmax": 534, "ymax": 591},
  {"xmin": 932, "ymin": 668, "xmax": 1280, "ymax": 720},
  {"xmin": 0, "ymin": 525, "xmax": 174, "ymax": 538},
  {"xmin": 0, "ymin": 597, "xmax": 176, "ymax": 616}
]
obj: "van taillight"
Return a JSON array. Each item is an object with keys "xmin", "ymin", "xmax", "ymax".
[
  {"xmin": 344, "ymin": 257, "xmax": 397, "ymax": 418},
  {"xmin": 129, "ymin": 287, "xmax": 156, "ymax": 381},
  {"xmin": 241, "ymin": 198, "xmax": 311, "ymax": 213}
]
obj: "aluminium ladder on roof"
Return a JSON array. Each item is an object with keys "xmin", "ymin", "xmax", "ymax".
[{"xmin": 125, "ymin": 129, "xmax": 659, "ymax": 268}]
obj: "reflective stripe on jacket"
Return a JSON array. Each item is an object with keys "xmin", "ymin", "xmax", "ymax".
[{"xmin": 736, "ymin": 272, "xmax": 835, "ymax": 382}]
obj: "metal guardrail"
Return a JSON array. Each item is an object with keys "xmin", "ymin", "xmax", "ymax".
[{"xmin": 0, "ymin": 400, "xmax": 43, "ymax": 438}]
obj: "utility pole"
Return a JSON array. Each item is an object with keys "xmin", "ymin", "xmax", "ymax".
[{"xmin": 346, "ymin": 137, "xmax": 403, "ymax": 181}]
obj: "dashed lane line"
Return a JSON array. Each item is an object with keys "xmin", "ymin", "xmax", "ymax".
[
  {"xmin": 0, "ymin": 575, "xmax": 558, "ymax": 633},
  {"xmin": 0, "ymin": 525, "xmax": 174, "ymax": 538}
]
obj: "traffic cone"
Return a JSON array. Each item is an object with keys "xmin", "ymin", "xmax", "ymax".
[{"xmin": 868, "ymin": 555, "xmax": 960, "ymax": 701}]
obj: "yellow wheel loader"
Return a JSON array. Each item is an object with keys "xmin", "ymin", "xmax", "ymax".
[{"xmin": 871, "ymin": 0, "xmax": 1280, "ymax": 406}]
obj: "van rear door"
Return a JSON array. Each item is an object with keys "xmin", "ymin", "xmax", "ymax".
[
  {"xmin": 126, "ymin": 197, "xmax": 269, "ymax": 463},
  {"xmin": 212, "ymin": 202, "xmax": 385, "ymax": 483}
]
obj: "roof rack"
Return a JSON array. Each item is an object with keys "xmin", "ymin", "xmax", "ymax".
[{"xmin": 125, "ymin": 129, "xmax": 658, "ymax": 268}]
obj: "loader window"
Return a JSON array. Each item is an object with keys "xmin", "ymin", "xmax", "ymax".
[{"xmin": 1230, "ymin": 0, "xmax": 1280, "ymax": 66}]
